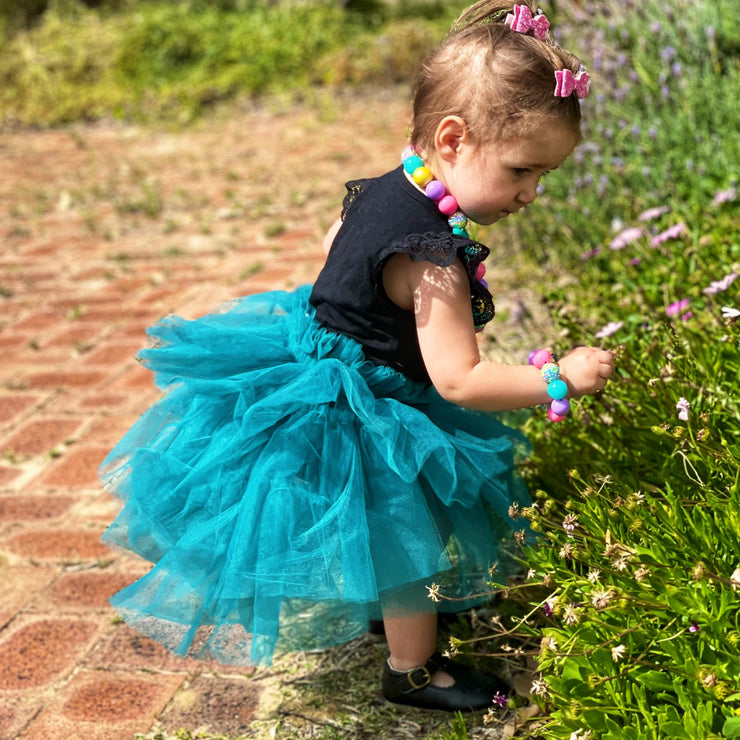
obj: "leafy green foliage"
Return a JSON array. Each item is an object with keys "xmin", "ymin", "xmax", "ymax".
[{"xmin": 464, "ymin": 1, "xmax": 740, "ymax": 737}]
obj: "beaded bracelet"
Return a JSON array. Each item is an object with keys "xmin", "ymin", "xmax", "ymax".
[{"xmin": 528, "ymin": 349, "xmax": 570, "ymax": 422}]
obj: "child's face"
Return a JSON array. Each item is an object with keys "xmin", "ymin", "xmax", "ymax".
[{"xmin": 446, "ymin": 120, "xmax": 579, "ymax": 225}]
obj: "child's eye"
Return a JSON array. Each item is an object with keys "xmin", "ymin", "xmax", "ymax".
[
  {"xmin": 539, "ymin": 169, "xmax": 554, "ymax": 181},
  {"xmin": 513, "ymin": 168, "xmax": 529, "ymax": 176}
]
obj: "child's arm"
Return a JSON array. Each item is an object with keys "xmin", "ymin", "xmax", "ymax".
[
  {"xmin": 386, "ymin": 255, "xmax": 613, "ymax": 412},
  {"xmin": 322, "ymin": 218, "xmax": 343, "ymax": 255}
]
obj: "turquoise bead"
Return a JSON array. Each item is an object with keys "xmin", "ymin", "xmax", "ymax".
[
  {"xmin": 403, "ymin": 155, "xmax": 424, "ymax": 174},
  {"xmin": 452, "ymin": 227, "xmax": 469, "ymax": 238},
  {"xmin": 547, "ymin": 379, "xmax": 568, "ymax": 400}
]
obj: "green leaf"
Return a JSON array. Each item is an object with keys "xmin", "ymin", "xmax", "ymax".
[
  {"xmin": 659, "ymin": 722, "xmax": 692, "ymax": 739},
  {"xmin": 634, "ymin": 670, "xmax": 675, "ymax": 693},
  {"xmin": 581, "ymin": 709, "xmax": 608, "ymax": 732},
  {"xmin": 722, "ymin": 716, "xmax": 740, "ymax": 739}
]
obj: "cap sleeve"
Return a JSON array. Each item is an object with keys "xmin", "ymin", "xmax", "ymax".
[
  {"xmin": 341, "ymin": 178, "xmax": 370, "ymax": 221},
  {"xmin": 378, "ymin": 232, "xmax": 495, "ymax": 332}
]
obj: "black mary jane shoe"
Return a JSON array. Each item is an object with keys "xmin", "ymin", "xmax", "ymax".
[{"xmin": 382, "ymin": 652, "xmax": 508, "ymax": 712}]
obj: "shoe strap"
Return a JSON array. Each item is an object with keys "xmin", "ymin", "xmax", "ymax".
[{"xmin": 394, "ymin": 654, "xmax": 444, "ymax": 691}]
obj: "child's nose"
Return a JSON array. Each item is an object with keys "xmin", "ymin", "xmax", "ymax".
[{"xmin": 517, "ymin": 180, "xmax": 538, "ymax": 204}]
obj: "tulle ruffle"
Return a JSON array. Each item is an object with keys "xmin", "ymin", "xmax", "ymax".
[{"xmin": 100, "ymin": 285, "xmax": 531, "ymax": 665}]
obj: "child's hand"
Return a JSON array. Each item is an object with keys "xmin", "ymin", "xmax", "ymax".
[{"xmin": 559, "ymin": 346, "xmax": 614, "ymax": 398}]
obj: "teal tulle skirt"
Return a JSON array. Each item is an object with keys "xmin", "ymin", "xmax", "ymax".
[{"xmin": 100, "ymin": 285, "xmax": 531, "ymax": 665}]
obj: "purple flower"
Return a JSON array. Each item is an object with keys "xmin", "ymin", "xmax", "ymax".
[
  {"xmin": 689, "ymin": 621, "xmax": 700, "ymax": 633},
  {"xmin": 610, "ymin": 226, "xmax": 644, "ymax": 250},
  {"xmin": 595, "ymin": 321, "xmax": 623, "ymax": 339},
  {"xmin": 676, "ymin": 397, "xmax": 690, "ymax": 421},
  {"xmin": 651, "ymin": 223, "xmax": 687, "ymax": 247},
  {"xmin": 492, "ymin": 692, "xmax": 509, "ymax": 708},
  {"xmin": 543, "ymin": 602, "xmax": 553, "ymax": 617},
  {"xmin": 713, "ymin": 188, "xmax": 737, "ymax": 206},
  {"xmin": 638, "ymin": 205, "xmax": 671, "ymax": 222},
  {"xmin": 581, "ymin": 247, "xmax": 601, "ymax": 261},
  {"xmin": 703, "ymin": 273, "xmax": 737, "ymax": 295},
  {"xmin": 666, "ymin": 298, "xmax": 690, "ymax": 318}
]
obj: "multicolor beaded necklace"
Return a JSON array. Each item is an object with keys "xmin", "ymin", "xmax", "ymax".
[
  {"xmin": 401, "ymin": 145, "xmax": 490, "ymax": 309},
  {"xmin": 401, "ymin": 146, "xmax": 470, "ymax": 240}
]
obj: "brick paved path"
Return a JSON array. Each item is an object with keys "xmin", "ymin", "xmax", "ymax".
[{"xmin": 0, "ymin": 91, "xmax": 412, "ymax": 740}]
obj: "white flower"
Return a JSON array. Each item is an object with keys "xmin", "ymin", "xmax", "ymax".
[
  {"xmin": 634, "ymin": 567, "xmax": 650, "ymax": 583},
  {"xmin": 731, "ymin": 568, "xmax": 740, "ymax": 591},
  {"xmin": 530, "ymin": 677, "xmax": 550, "ymax": 697},
  {"xmin": 676, "ymin": 397, "xmax": 690, "ymax": 421},
  {"xmin": 591, "ymin": 588, "xmax": 614, "ymax": 609},
  {"xmin": 541, "ymin": 635, "xmax": 558, "ymax": 652},
  {"xmin": 587, "ymin": 569, "xmax": 601, "ymax": 584},
  {"xmin": 563, "ymin": 603, "xmax": 580, "ymax": 625},
  {"xmin": 426, "ymin": 583, "xmax": 441, "ymax": 602},
  {"xmin": 721, "ymin": 306, "xmax": 740, "ymax": 319},
  {"xmin": 570, "ymin": 731, "xmax": 593, "ymax": 740},
  {"xmin": 562, "ymin": 513, "xmax": 579, "ymax": 535},
  {"xmin": 611, "ymin": 644, "xmax": 627, "ymax": 662},
  {"xmin": 612, "ymin": 552, "xmax": 633, "ymax": 571}
]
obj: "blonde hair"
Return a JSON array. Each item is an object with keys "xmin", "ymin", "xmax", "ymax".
[{"xmin": 411, "ymin": 0, "xmax": 584, "ymax": 152}]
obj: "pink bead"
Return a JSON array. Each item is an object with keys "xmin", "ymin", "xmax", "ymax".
[
  {"xmin": 476, "ymin": 263, "xmax": 486, "ymax": 280},
  {"xmin": 401, "ymin": 145, "xmax": 417, "ymax": 162},
  {"xmin": 547, "ymin": 407, "xmax": 567, "ymax": 423},
  {"xmin": 438, "ymin": 194, "xmax": 458, "ymax": 216},
  {"xmin": 425, "ymin": 179, "xmax": 446, "ymax": 201},
  {"xmin": 530, "ymin": 349, "xmax": 553, "ymax": 369}
]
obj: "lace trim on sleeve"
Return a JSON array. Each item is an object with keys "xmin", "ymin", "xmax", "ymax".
[
  {"xmin": 379, "ymin": 232, "xmax": 496, "ymax": 332},
  {"xmin": 341, "ymin": 179, "xmax": 370, "ymax": 221}
]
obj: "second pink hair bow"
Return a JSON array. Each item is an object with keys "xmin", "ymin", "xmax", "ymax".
[
  {"xmin": 505, "ymin": 5, "xmax": 550, "ymax": 41},
  {"xmin": 554, "ymin": 65, "xmax": 591, "ymax": 98}
]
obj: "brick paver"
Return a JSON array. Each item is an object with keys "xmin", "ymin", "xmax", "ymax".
[{"xmin": 0, "ymin": 90, "xmax": 411, "ymax": 739}]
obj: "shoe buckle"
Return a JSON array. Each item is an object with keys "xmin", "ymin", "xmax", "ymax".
[{"xmin": 406, "ymin": 665, "xmax": 432, "ymax": 690}]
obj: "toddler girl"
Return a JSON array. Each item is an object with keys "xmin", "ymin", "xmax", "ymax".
[{"xmin": 101, "ymin": 0, "xmax": 614, "ymax": 714}]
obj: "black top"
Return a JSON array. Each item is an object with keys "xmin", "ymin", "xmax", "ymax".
[{"xmin": 309, "ymin": 166, "xmax": 494, "ymax": 384}]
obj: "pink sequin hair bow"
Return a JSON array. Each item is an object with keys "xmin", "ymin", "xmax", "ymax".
[
  {"xmin": 504, "ymin": 5, "xmax": 550, "ymax": 41},
  {"xmin": 554, "ymin": 64, "xmax": 591, "ymax": 98}
]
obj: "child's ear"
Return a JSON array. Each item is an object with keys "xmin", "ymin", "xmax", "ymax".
[{"xmin": 434, "ymin": 116, "xmax": 469, "ymax": 163}]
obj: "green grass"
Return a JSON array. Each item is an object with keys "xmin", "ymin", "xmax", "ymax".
[{"xmin": 0, "ymin": 0, "xmax": 451, "ymax": 127}]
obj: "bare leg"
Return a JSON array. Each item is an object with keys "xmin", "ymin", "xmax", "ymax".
[{"xmin": 383, "ymin": 612, "xmax": 453, "ymax": 688}]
